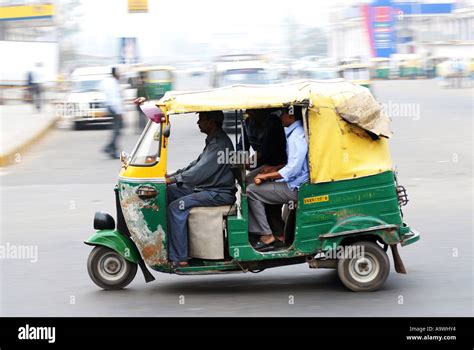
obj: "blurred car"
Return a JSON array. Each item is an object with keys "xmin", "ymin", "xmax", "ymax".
[
  {"xmin": 185, "ymin": 61, "xmax": 208, "ymax": 77},
  {"xmin": 302, "ymin": 67, "xmax": 339, "ymax": 80},
  {"xmin": 64, "ymin": 66, "xmax": 112, "ymax": 130},
  {"xmin": 210, "ymin": 58, "xmax": 275, "ymax": 132}
]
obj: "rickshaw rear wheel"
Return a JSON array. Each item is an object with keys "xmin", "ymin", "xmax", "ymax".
[
  {"xmin": 337, "ymin": 241, "xmax": 390, "ymax": 292},
  {"xmin": 87, "ymin": 246, "xmax": 137, "ymax": 290}
]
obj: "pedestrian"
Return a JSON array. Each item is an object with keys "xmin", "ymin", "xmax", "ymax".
[
  {"xmin": 30, "ymin": 63, "xmax": 43, "ymax": 112},
  {"xmin": 101, "ymin": 67, "xmax": 124, "ymax": 159}
]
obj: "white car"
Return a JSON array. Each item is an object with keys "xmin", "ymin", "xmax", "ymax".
[{"xmin": 63, "ymin": 67, "xmax": 113, "ymax": 130}]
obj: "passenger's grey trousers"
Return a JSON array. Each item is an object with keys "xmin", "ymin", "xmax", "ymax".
[{"xmin": 247, "ymin": 182, "xmax": 298, "ymax": 236}]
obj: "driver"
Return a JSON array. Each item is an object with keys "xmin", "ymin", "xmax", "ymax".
[{"xmin": 165, "ymin": 111, "xmax": 236, "ymax": 266}]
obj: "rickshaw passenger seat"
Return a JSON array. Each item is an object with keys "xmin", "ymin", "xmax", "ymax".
[{"xmin": 188, "ymin": 204, "xmax": 237, "ymax": 260}]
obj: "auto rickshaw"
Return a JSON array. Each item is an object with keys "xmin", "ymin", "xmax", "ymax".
[
  {"xmin": 85, "ymin": 79, "xmax": 420, "ymax": 292},
  {"xmin": 392, "ymin": 54, "xmax": 424, "ymax": 79},
  {"xmin": 338, "ymin": 63, "xmax": 372, "ymax": 91},
  {"xmin": 133, "ymin": 65, "xmax": 174, "ymax": 131},
  {"xmin": 136, "ymin": 65, "xmax": 174, "ymax": 100},
  {"xmin": 370, "ymin": 58, "xmax": 390, "ymax": 79}
]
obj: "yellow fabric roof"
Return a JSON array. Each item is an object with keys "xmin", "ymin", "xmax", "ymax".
[
  {"xmin": 157, "ymin": 79, "xmax": 393, "ymax": 184},
  {"xmin": 157, "ymin": 79, "xmax": 364, "ymax": 113}
]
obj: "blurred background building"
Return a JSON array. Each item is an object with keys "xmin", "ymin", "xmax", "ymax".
[
  {"xmin": 1, "ymin": 0, "xmax": 472, "ymax": 87},
  {"xmin": 0, "ymin": 1, "xmax": 58, "ymax": 85},
  {"xmin": 329, "ymin": 0, "xmax": 474, "ymax": 61}
]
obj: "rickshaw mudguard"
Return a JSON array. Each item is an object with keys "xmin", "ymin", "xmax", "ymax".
[{"xmin": 85, "ymin": 229, "xmax": 140, "ymax": 264}]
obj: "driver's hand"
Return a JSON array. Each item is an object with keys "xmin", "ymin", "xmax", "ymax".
[
  {"xmin": 134, "ymin": 97, "xmax": 147, "ymax": 105},
  {"xmin": 254, "ymin": 174, "xmax": 266, "ymax": 185}
]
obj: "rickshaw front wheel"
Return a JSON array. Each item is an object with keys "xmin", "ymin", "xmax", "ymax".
[
  {"xmin": 87, "ymin": 246, "xmax": 137, "ymax": 290},
  {"xmin": 337, "ymin": 241, "xmax": 390, "ymax": 292}
]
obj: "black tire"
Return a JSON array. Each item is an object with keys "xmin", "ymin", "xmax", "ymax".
[
  {"xmin": 87, "ymin": 246, "xmax": 137, "ymax": 290},
  {"xmin": 337, "ymin": 241, "xmax": 390, "ymax": 292}
]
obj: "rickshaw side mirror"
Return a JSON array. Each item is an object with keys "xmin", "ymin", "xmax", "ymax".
[
  {"xmin": 163, "ymin": 124, "xmax": 171, "ymax": 138},
  {"xmin": 140, "ymin": 102, "xmax": 165, "ymax": 123},
  {"xmin": 120, "ymin": 151, "xmax": 130, "ymax": 167}
]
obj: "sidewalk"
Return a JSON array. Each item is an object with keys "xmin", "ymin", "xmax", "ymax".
[{"xmin": 0, "ymin": 103, "xmax": 58, "ymax": 167}]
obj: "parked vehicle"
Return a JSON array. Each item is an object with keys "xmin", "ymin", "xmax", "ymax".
[
  {"xmin": 370, "ymin": 58, "xmax": 390, "ymax": 79},
  {"xmin": 65, "ymin": 66, "xmax": 112, "ymax": 130}
]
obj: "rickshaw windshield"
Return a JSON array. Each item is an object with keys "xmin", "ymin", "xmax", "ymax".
[{"xmin": 130, "ymin": 121, "xmax": 162, "ymax": 166}]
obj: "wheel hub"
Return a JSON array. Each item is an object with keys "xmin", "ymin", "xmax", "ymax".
[
  {"xmin": 103, "ymin": 256, "xmax": 122, "ymax": 275},
  {"xmin": 348, "ymin": 252, "xmax": 380, "ymax": 283},
  {"xmin": 97, "ymin": 252, "xmax": 127, "ymax": 282},
  {"xmin": 355, "ymin": 257, "xmax": 373, "ymax": 276}
]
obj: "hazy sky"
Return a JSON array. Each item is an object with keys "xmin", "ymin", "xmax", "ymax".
[{"xmin": 77, "ymin": 0, "xmax": 358, "ymax": 60}]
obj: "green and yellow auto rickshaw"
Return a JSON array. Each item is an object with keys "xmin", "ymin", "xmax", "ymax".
[
  {"xmin": 370, "ymin": 58, "xmax": 390, "ymax": 79},
  {"xmin": 136, "ymin": 65, "xmax": 174, "ymax": 100},
  {"xmin": 338, "ymin": 63, "xmax": 372, "ymax": 91},
  {"xmin": 85, "ymin": 80, "xmax": 420, "ymax": 292}
]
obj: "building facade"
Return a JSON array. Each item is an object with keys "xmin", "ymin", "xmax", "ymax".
[{"xmin": 329, "ymin": 0, "xmax": 474, "ymax": 61}]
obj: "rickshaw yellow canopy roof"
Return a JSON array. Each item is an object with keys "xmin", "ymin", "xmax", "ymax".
[{"xmin": 157, "ymin": 80, "xmax": 393, "ymax": 184}]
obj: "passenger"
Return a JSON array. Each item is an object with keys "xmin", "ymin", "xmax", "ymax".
[
  {"xmin": 166, "ymin": 111, "xmax": 236, "ymax": 266},
  {"xmin": 237, "ymin": 109, "xmax": 287, "ymax": 244},
  {"xmin": 237, "ymin": 108, "xmax": 287, "ymax": 170},
  {"xmin": 247, "ymin": 106, "xmax": 309, "ymax": 251}
]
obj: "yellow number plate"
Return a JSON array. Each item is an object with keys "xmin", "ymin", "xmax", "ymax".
[{"xmin": 304, "ymin": 195, "xmax": 329, "ymax": 204}]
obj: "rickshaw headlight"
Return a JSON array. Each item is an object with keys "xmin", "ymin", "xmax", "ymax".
[{"xmin": 94, "ymin": 211, "xmax": 116, "ymax": 230}]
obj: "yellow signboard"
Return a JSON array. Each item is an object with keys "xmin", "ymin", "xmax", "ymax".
[
  {"xmin": 304, "ymin": 195, "xmax": 329, "ymax": 205},
  {"xmin": 128, "ymin": 0, "xmax": 148, "ymax": 13},
  {"xmin": 0, "ymin": 4, "xmax": 55, "ymax": 20}
]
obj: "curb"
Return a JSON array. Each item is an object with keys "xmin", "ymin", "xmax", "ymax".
[{"xmin": 0, "ymin": 116, "xmax": 59, "ymax": 167}]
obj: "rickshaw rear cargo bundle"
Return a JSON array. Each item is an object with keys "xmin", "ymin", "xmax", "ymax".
[{"xmin": 85, "ymin": 79, "xmax": 420, "ymax": 292}]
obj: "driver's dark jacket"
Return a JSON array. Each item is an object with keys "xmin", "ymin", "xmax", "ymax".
[{"xmin": 168, "ymin": 129, "xmax": 236, "ymax": 194}]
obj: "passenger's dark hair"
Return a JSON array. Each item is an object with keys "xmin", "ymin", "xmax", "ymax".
[
  {"xmin": 284, "ymin": 106, "xmax": 302, "ymax": 120},
  {"xmin": 201, "ymin": 111, "xmax": 224, "ymax": 128},
  {"xmin": 293, "ymin": 106, "xmax": 303, "ymax": 121}
]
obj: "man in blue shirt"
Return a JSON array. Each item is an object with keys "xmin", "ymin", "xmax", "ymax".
[{"xmin": 247, "ymin": 106, "xmax": 309, "ymax": 251}]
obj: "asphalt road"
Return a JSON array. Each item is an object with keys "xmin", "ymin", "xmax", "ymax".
[{"xmin": 0, "ymin": 76, "xmax": 472, "ymax": 316}]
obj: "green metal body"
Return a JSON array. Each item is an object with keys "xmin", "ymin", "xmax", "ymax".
[
  {"xmin": 146, "ymin": 82, "xmax": 172, "ymax": 100},
  {"xmin": 227, "ymin": 170, "xmax": 412, "ymax": 262},
  {"xmin": 399, "ymin": 66, "xmax": 423, "ymax": 78},
  {"xmin": 118, "ymin": 180, "xmax": 169, "ymax": 266},
  {"xmin": 87, "ymin": 170, "xmax": 419, "ymax": 274},
  {"xmin": 375, "ymin": 68, "xmax": 390, "ymax": 79}
]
